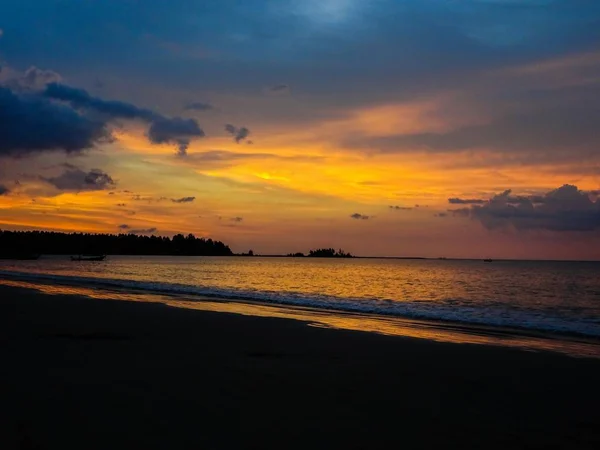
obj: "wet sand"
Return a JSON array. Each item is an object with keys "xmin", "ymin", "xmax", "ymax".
[{"xmin": 1, "ymin": 284, "xmax": 600, "ymax": 449}]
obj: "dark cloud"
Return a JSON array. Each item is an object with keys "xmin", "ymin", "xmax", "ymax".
[
  {"xmin": 131, "ymin": 194, "xmax": 167, "ymax": 202},
  {"xmin": 454, "ymin": 185, "xmax": 600, "ymax": 232},
  {"xmin": 0, "ymin": 85, "xmax": 110, "ymax": 157},
  {"xmin": 448, "ymin": 197, "xmax": 487, "ymax": 205},
  {"xmin": 230, "ymin": 217, "xmax": 243, "ymax": 223},
  {"xmin": 171, "ymin": 196, "xmax": 195, "ymax": 203},
  {"xmin": 225, "ymin": 124, "xmax": 250, "ymax": 143},
  {"xmin": 42, "ymin": 168, "xmax": 115, "ymax": 192},
  {"xmin": 116, "ymin": 203, "xmax": 126, "ymax": 207},
  {"xmin": 44, "ymin": 83, "xmax": 204, "ymax": 154},
  {"xmin": 266, "ymin": 84, "xmax": 291, "ymax": 95},
  {"xmin": 435, "ymin": 212, "xmax": 448, "ymax": 218},
  {"xmin": 148, "ymin": 117, "xmax": 204, "ymax": 156},
  {"xmin": 0, "ymin": 76, "xmax": 205, "ymax": 158},
  {"xmin": 0, "ymin": 184, "xmax": 10, "ymax": 195},
  {"xmin": 389, "ymin": 205, "xmax": 413, "ymax": 211},
  {"xmin": 117, "ymin": 224, "xmax": 130, "ymax": 230},
  {"xmin": 44, "ymin": 83, "xmax": 156, "ymax": 120},
  {"xmin": 184, "ymin": 101, "xmax": 213, "ymax": 111},
  {"xmin": 350, "ymin": 213, "xmax": 370, "ymax": 220}
]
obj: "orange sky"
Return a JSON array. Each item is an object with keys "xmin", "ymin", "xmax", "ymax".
[{"xmin": 1, "ymin": 11, "xmax": 600, "ymax": 259}]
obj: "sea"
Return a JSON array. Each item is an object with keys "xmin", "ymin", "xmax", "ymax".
[{"xmin": 1, "ymin": 256, "xmax": 600, "ymax": 357}]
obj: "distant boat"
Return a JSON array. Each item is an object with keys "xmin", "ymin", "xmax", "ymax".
[
  {"xmin": 70, "ymin": 255, "xmax": 106, "ymax": 262},
  {"xmin": 0, "ymin": 254, "xmax": 41, "ymax": 260},
  {"xmin": 483, "ymin": 258, "xmax": 493, "ymax": 263}
]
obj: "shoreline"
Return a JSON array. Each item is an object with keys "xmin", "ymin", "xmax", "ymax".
[
  {"xmin": 1, "ymin": 271, "xmax": 599, "ymax": 359},
  {"xmin": 1, "ymin": 282, "xmax": 600, "ymax": 449}
]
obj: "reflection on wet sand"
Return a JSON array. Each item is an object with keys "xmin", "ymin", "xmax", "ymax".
[{"xmin": 2, "ymin": 278, "xmax": 599, "ymax": 359}]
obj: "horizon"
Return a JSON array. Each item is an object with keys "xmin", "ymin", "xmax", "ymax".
[
  {"xmin": 2, "ymin": 228, "xmax": 600, "ymax": 262},
  {"xmin": 1, "ymin": 1, "xmax": 600, "ymax": 260}
]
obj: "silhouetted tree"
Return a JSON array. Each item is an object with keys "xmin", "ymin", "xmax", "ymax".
[
  {"xmin": 0, "ymin": 230, "xmax": 233, "ymax": 256},
  {"xmin": 307, "ymin": 248, "xmax": 353, "ymax": 258}
]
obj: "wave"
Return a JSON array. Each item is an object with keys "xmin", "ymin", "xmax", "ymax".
[{"xmin": 1, "ymin": 269, "xmax": 600, "ymax": 338}]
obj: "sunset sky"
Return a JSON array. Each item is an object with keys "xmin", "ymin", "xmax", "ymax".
[{"xmin": 1, "ymin": 0, "xmax": 600, "ymax": 259}]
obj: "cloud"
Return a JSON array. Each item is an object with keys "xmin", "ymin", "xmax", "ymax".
[
  {"xmin": 171, "ymin": 196, "xmax": 195, "ymax": 203},
  {"xmin": 128, "ymin": 227, "xmax": 157, "ymax": 234},
  {"xmin": 42, "ymin": 168, "xmax": 115, "ymax": 192},
  {"xmin": 434, "ymin": 212, "xmax": 448, "ymax": 218},
  {"xmin": 0, "ymin": 74, "xmax": 205, "ymax": 158},
  {"xmin": 44, "ymin": 82, "xmax": 204, "ymax": 154},
  {"xmin": 454, "ymin": 184, "xmax": 600, "ymax": 232},
  {"xmin": 117, "ymin": 224, "xmax": 130, "ymax": 230},
  {"xmin": 266, "ymin": 84, "xmax": 291, "ymax": 95},
  {"xmin": 180, "ymin": 150, "xmax": 322, "ymax": 170},
  {"xmin": 184, "ymin": 101, "xmax": 213, "ymax": 111},
  {"xmin": 148, "ymin": 117, "xmax": 204, "ymax": 156},
  {"xmin": 0, "ymin": 184, "xmax": 10, "ymax": 195},
  {"xmin": 350, "ymin": 213, "xmax": 370, "ymax": 220},
  {"xmin": 1, "ymin": 66, "xmax": 63, "ymax": 92},
  {"xmin": 130, "ymin": 194, "xmax": 167, "ymax": 202},
  {"xmin": 21, "ymin": 67, "xmax": 62, "ymax": 90},
  {"xmin": 0, "ymin": 85, "xmax": 110, "ymax": 157},
  {"xmin": 230, "ymin": 217, "xmax": 243, "ymax": 223},
  {"xmin": 225, "ymin": 124, "xmax": 251, "ymax": 143},
  {"xmin": 389, "ymin": 205, "xmax": 413, "ymax": 211},
  {"xmin": 44, "ymin": 83, "xmax": 156, "ymax": 120},
  {"xmin": 448, "ymin": 197, "xmax": 487, "ymax": 205},
  {"xmin": 116, "ymin": 203, "xmax": 127, "ymax": 207},
  {"xmin": 348, "ymin": 82, "xmax": 600, "ymax": 163}
]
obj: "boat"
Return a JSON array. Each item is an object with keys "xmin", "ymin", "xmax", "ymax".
[
  {"xmin": 483, "ymin": 258, "xmax": 493, "ymax": 263},
  {"xmin": 70, "ymin": 255, "xmax": 107, "ymax": 261}
]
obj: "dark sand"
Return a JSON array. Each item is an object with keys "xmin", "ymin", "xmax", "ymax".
[{"xmin": 1, "ymin": 284, "xmax": 600, "ymax": 449}]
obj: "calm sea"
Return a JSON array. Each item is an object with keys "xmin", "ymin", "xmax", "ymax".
[{"xmin": 1, "ymin": 256, "xmax": 599, "ymax": 339}]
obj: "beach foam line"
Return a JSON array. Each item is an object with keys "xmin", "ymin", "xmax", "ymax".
[{"xmin": 1, "ymin": 269, "xmax": 600, "ymax": 339}]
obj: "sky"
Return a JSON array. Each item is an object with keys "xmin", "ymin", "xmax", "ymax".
[{"xmin": 1, "ymin": 0, "xmax": 600, "ymax": 259}]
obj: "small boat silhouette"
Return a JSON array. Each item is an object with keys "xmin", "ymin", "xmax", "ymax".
[
  {"xmin": 70, "ymin": 255, "xmax": 106, "ymax": 261},
  {"xmin": 483, "ymin": 258, "xmax": 493, "ymax": 263}
]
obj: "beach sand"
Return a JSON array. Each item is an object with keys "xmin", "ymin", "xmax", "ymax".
[{"xmin": 1, "ymin": 284, "xmax": 600, "ymax": 449}]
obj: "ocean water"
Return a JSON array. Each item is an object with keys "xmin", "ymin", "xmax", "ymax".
[{"xmin": 1, "ymin": 256, "xmax": 600, "ymax": 339}]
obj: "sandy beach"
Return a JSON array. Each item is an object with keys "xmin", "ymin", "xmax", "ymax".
[{"xmin": 1, "ymin": 283, "xmax": 600, "ymax": 450}]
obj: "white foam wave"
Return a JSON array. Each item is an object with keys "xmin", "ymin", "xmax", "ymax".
[{"xmin": 2, "ymin": 269, "xmax": 600, "ymax": 338}]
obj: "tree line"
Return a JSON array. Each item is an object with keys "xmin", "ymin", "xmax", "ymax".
[
  {"xmin": 287, "ymin": 248, "xmax": 354, "ymax": 258},
  {"xmin": 0, "ymin": 230, "xmax": 233, "ymax": 256}
]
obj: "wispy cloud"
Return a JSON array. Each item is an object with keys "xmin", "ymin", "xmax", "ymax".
[{"xmin": 171, "ymin": 196, "xmax": 196, "ymax": 203}]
